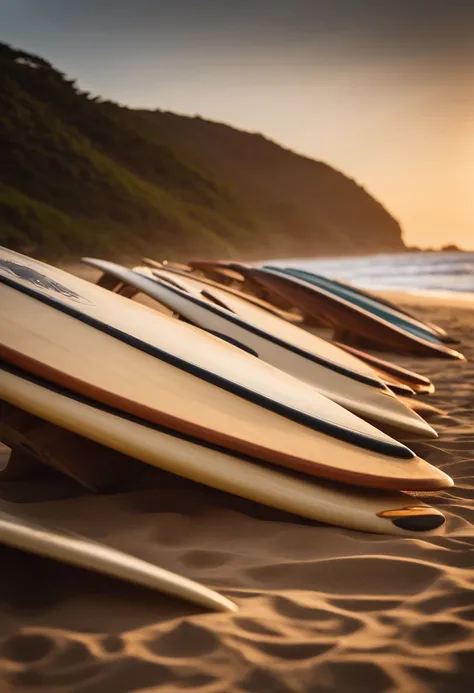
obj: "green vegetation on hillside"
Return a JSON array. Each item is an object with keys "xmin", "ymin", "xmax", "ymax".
[{"xmin": 0, "ymin": 43, "xmax": 405, "ymax": 261}]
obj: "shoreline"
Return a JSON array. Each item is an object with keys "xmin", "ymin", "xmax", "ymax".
[{"xmin": 378, "ymin": 288, "xmax": 474, "ymax": 308}]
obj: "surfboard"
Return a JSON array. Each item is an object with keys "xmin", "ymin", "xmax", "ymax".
[
  {"xmin": 0, "ymin": 248, "xmax": 430, "ymax": 458},
  {"xmin": 139, "ymin": 262, "xmax": 421, "ymax": 395},
  {"xmin": 320, "ymin": 276, "xmax": 451, "ymax": 339},
  {"xmin": 143, "ymin": 271, "xmax": 425, "ymax": 400},
  {"xmin": 238, "ymin": 267, "xmax": 465, "ymax": 360},
  {"xmin": 156, "ymin": 259, "xmax": 194, "ymax": 272},
  {"xmin": 0, "ymin": 506, "xmax": 237, "ymax": 611},
  {"xmin": 2, "ymin": 284, "xmax": 451, "ymax": 491},
  {"xmin": 141, "ymin": 257, "xmax": 304, "ymax": 323},
  {"xmin": 138, "ymin": 265, "xmax": 411, "ymax": 396},
  {"xmin": 187, "ymin": 261, "xmax": 246, "ymax": 284},
  {"xmin": 271, "ymin": 268, "xmax": 452, "ymax": 341},
  {"xmin": 81, "ymin": 258, "xmax": 438, "ymax": 440},
  {"xmin": 140, "ymin": 261, "xmax": 436, "ymax": 394},
  {"xmin": 0, "ymin": 368, "xmax": 449, "ymax": 534},
  {"xmin": 395, "ymin": 396, "xmax": 443, "ymax": 417},
  {"xmin": 186, "ymin": 258, "xmax": 312, "ymax": 319},
  {"xmin": 130, "ymin": 270, "xmax": 439, "ymax": 418},
  {"xmin": 334, "ymin": 343, "xmax": 435, "ymax": 395},
  {"xmin": 267, "ymin": 266, "xmax": 452, "ymax": 346},
  {"xmin": 216, "ymin": 258, "xmax": 453, "ymax": 343},
  {"xmin": 2, "ymin": 249, "xmax": 371, "ymax": 448}
]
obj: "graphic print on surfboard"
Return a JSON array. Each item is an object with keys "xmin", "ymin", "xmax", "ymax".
[
  {"xmin": 0, "ymin": 258, "xmax": 93, "ymax": 305},
  {"xmin": 0, "ymin": 247, "xmax": 415, "ymax": 460},
  {"xmin": 1, "ymin": 366, "xmax": 452, "ymax": 530}
]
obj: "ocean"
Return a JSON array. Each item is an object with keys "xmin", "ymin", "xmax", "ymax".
[{"xmin": 266, "ymin": 251, "xmax": 474, "ymax": 297}]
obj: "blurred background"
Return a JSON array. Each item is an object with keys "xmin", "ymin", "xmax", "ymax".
[{"xmin": 1, "ymin": 0, "xmax": 473, "ymax": 289}]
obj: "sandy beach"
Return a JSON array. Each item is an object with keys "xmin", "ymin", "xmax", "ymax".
[{"xmin": 1, "ymin": 293, "xmax": 473, "ymax": 693}]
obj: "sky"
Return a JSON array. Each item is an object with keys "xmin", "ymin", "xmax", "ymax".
[{"xmin": 1, "ymin": 0, "xmax": 473, "ymax": 249}]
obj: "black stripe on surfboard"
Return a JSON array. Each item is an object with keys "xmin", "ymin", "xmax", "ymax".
[
  {"xmin": 1, "ymin": 360, "xmax": 390, "ymax": 478},
  {"xmin": 259, "ymin": 268, "xmax": 463, "ymax": 358},
  {"xmin": 1, "ymin": 360, "xmax": 290, "ymax": 464},
  {"xmin": 276, "ymin": 267, "xmax": 445, "ymax": 345},
  {"xmin": 1, "ymin": 361, "xmax": 449, "ymax": 534},
  {"xmin": 139, "ymin": 268, "xmax": 386, "ymax": 390},
  {"xmin": 88, "ymin": 259, "xmax": 385, "ymax": 389},
  {"xmin": 85, "ymin": 258, "xmax": 385, "ymax": 390},
  {"xmin": 274, "ymin": 267, "xmax": 452, "ymax": 341},
  {"xmin": 1, "ymin": 273, "xmax": 413, "ymax": 460}
]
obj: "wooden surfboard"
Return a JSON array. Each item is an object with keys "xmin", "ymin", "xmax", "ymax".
[
  {"xmin": 139, "ymin": 272, "xmax": 438, "ymax": 416},
  {"xmin": 187, "ymin": 259, "xmax": 457, "ymax": 344},
  {"xmin": 187, "ymin": 261, "xmax": 246, "ymax": 284},
  {"xmin": 275, "ymin": 267, "xmax": 453, "ymax": 341},
  {"xmin": 0, "ymin": 368, "xmax": 449, "ymax": 535},
  {"xmin": 1, "ymin": 248, "xmax": 428, "ymax": 460},
  {"xmin": 138, "ymin": 271, "xmax": 420, "ymax": 401},
  {"xmin": 139, "ymin": 262, "xmax": 421, "ymax": 395},
  {"xmin": 139, "ymin": 268, "xmax": 418, "ymax": 400},
  {"xmin": 2, "ymin": 285, "xmax": 451, "ymax": 491},
  {"xmin": 104, "ymin": 260, "xmax": 435, "ymax": 395},
  {"xmin": 220, "ymin": 260, "xmax": 454, "ymax": 343},
  {"xmin": 81, "ymin": 259, "xmax": 438, "ymax": 440},
  {"xmin": 268, "ymin": 266, "xmax": 454, "ymax": 346},
  {"xmin": 334, "ymin": 343, "xmax": 435, "ymax": 395},
  {"xmin": 142, "ymin": 266, "xmax": 419, "ymax": 393},
  {"xmin": 155, "ymin": 259, "xmax": 193, "ymax": 272},
  {"xmin": 238, "ymin": 267, "xmax": 465, "ymax": 360},
  {"xmin": 0, "ymin": 506, "xmax": 237, "ymax": 611},
  {"xmin": 186, "ymin": 259, "xmax": 309, "ymax": 317}
]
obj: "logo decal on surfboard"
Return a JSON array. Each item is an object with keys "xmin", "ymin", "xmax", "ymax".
[{"xmin": 0, "ymin": 260, "xmax": 93, "ymax": 305}]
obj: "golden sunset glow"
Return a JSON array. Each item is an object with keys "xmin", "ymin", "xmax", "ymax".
[{"xmin": 2, "ymin": 1, "xmax": 473, "ymax": 249}]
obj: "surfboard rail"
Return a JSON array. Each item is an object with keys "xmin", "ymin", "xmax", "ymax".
[{"xmin": 239, "ymin": 267, "xmax": 464, "ymax": 360}]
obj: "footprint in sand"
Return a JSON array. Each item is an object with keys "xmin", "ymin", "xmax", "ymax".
[
  {"xmin": 147, "ymin": 622, "xmax": 219, "ymax": 658},
  {"xmin": 2, "ymin": 630, "xmax": 172, "ymax": 693},
  {"xmin": 181, "ymin": 549, "xmax": 235, "ymax": 570},
  {"xmin": 410, "ymin": 619, "xmax": 471, "ymax": 649}
]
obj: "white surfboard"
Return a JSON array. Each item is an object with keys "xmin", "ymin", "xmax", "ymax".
[
  {"xmin": 140, "ymin": 261, "xmax": 422, "ymax": 397},
  {"xmin": 0, "ymin": 368, "xmax": 448, "ymax": 536},
  {"xmin": 81, "ymin": 258, "xmax": 436, "ymax": 439},
  {"xmin": 142, "ymin": 257, "xmax": 305, "ymax": 323},
  {"xmin": 0, "ymin": 507, "xmax": 237, "ymax": 612}
]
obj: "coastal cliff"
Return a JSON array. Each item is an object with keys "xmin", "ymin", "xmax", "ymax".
[{"xmin": 1, "ymin": 43, "xmax": 405, "ymax": 261}]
